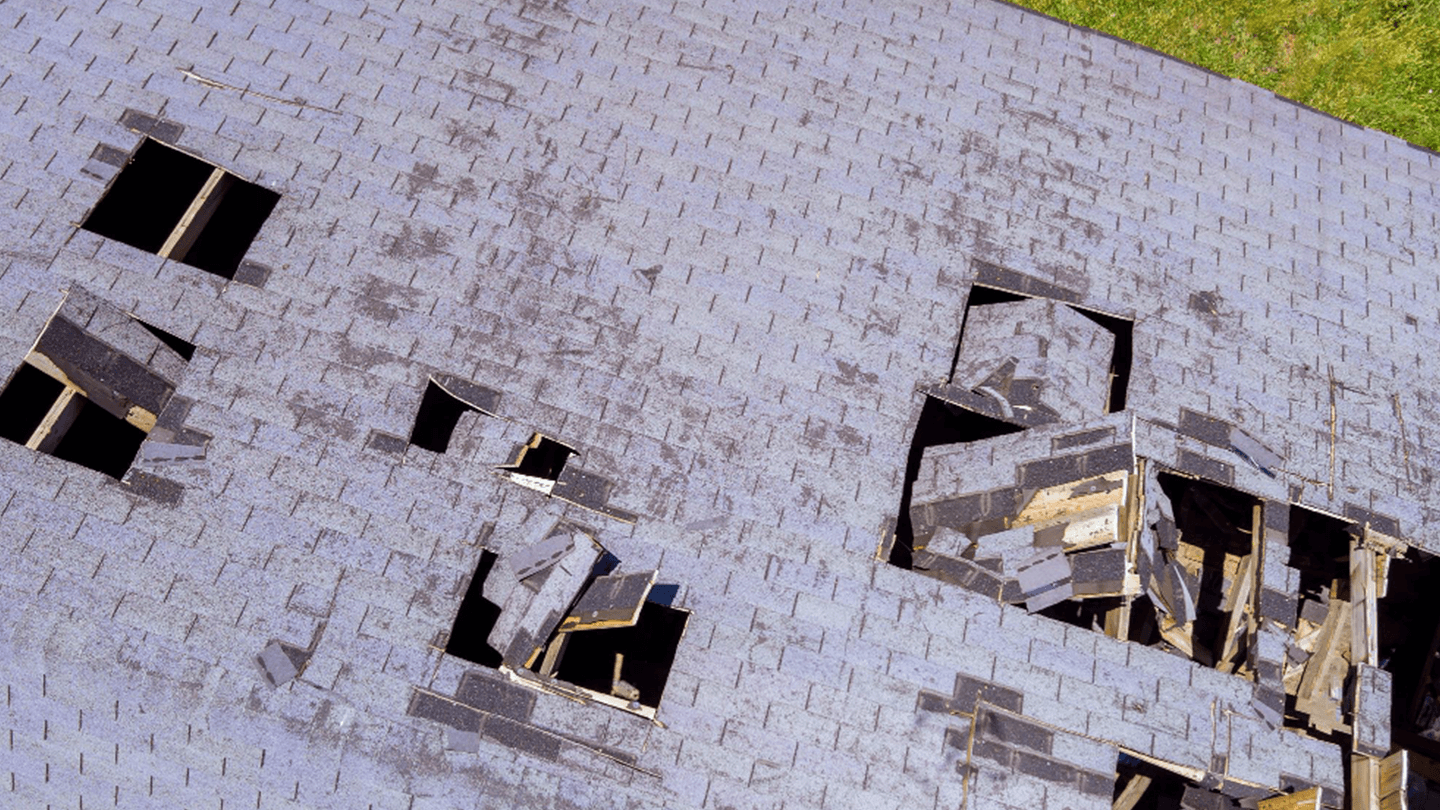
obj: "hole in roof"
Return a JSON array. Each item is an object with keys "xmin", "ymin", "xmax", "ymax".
[
  {"xmin": 181, "ymin": 178, "xmax": 280, "ymax": 279},
  {"xmin": 49, "ymin": 397, "xmax": 147, "ymax": 480},
  {"xmin": 409, "ymin": 381, "xmax": 479, "ymax": 453},
  {"xmin": 548, "ymin": 601, "xmax": 689, "ymax": 710},
  {"xmin": 0, "ymin": 364, "xmax": 65, "ymax": 446},
  {"xmin": 1139, "ymin": 473, "xmax": 1258, "ymax": 673},
  {"xmin": 510, "ymin": 434, "xmax": 574, "ymax": 481},
  {"xmin": 81, "ymin": 138, "xmax": 279, "ymax": 280},
  {"xmin": 1380, "ymin": 547, "xmax": 1440, "ymax": 761},
  {"xmin": 888, "ymin": 396, "xmax": 1023, "ymax": 569},
  {"xmin": 445, "ymin": 549, "xmax": 503, "ymax": 669},
  {"xmin": 83, "ymin": 139, "xmax": 214, "ymax": 254}
]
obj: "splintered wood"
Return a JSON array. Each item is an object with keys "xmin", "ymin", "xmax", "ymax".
[
  {"xmin": 1283, "ymin": 540, "xmax": 1390, "ymax": 738},
  {"xmin": 1141, "ymin": 473, "xmax": 1258, "ymax": 675}
]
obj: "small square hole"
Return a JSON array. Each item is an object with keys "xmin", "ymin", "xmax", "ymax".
[{"xmin": 508, "ymin": 433, "xmax": 574, "ymax": 481}]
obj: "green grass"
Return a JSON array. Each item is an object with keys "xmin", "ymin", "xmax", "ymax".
[{"xmin": 1014, "ymin": 0, "xmax": 1440, "ymax": 151}]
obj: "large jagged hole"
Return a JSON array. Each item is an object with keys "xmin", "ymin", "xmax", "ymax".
[
  {"xmin": 1131, "ymin": 473, "xmax": 1259, "ymax": 674},
  {"xmin": 1380, "ymin": 547, "xmax": 1440, "ymax": 759}
]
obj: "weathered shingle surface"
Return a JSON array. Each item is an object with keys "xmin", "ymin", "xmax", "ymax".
[{"xmin": 0, "ymin": 0, "xmax": 1436, "ymax": 808}]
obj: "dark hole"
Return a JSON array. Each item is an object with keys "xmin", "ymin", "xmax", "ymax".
[
  {"xmin": 1287, "ymin": 506, "xmax": 1354, "ymax": 608},
  {"xmin": 182, "ymin": 179, "xmax": 281, "ymax": 279},
  {"xmin": 647, "ymin": 583, "xmax": 680, "ymax": 607},
  {"xmin": 135, "ymin": 319, "xmax": 196, "ymax": 361},
  {"xmin": 889, "ymin": 397, "xmax": 1024, "ymax": 569},
  {"xmin": 1380, "ymin": 547, "xmax": 1440, "ymax": 760},
  {"xmin": 551, "ymin": 602, "xmax": 689, "ymax": 708},
  {"xmin": 82, "ymin": 139, "xmax": 214, "ymax": 254},
  {"xmin": 1037, "ymin": 596, "xmax": 1123, "ymax": 634},
  {"xmin": 409, "ymin": 381, "xmax": 476, "ymax": 453},
  {"xmin": 951, "ymin": 284, "xmax": 1133, "ymax": 413},
  {"xmin": 0, "ymin": 364, "xmax": 65, "ymax": 445},
  {"xmin": 514, "ymin": 435, "xmax": 573, "ymax": 481},
  {"xmin": 1112, "ymin": 751, "xmax": 1203, "ymax": 809},
  {"xmin": 446, "ymin": 550, "xmax": 503, "ymax": 668},
  {"xmin": 50, "ymin": 398, "xmax": 146, "ymax": 480},
  {"xmin": 1156, "ymin": 473, "xmax": 1257, "ymax": 669},
  {"xmin": 1126, "ymin": 594, "xmax": 1163, "ymax": 646}
]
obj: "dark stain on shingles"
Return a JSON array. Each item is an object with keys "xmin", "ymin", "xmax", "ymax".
[
  {"xmin": 405, "ymin": 163, "xmax": 440, "ymax": 198},
  {"xmin": 290, "ymin": 402, "xmax": 358, "ymax": 442},
  {"xmin": 453, "ymin": 177, "xmax": 480, "ymax": 204},
  {"xmin": 446, "ymin": 119, "xmax": 497, "ymax": 151},
  {"xmin": 353, "ymin": 295, "xmax": 398, "ymax": 325},
  {"xmin": 362, "ymin": 274, "xmax": 428, "ymax": 313},
  {"xmin": 835, "ymin": 359, "xmax": 879, "ymax": 386},
  {"xmin": 386, "ymin": 224, "xmax": 452, "ymax": 261},
  {"xmin": 1190, "ymin": 290, "xmax": 1221, "ymax": 316},
  {"xmin": 862, "ymin": 311, "xmax": 899, "ymax": 340},
  {"xmin": 834, "ymin": 424, "xmax": 866, "ymax": 449}
]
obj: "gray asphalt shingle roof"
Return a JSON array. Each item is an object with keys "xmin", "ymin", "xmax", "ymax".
[{"xmin": 0, "ymin": 0, "xmax": 1436, "ymax": 808}]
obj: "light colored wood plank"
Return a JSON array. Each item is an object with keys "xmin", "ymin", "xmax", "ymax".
[
  {"xmin": 1259, "ymin": 787, "xmax": 1321, "ymax": 810},
  {"xmin": 1216, "ymin": 549, "xmax": 1256, "ymax": 674},
  {"xmin": 26, "ymin": 386, "xmax": 82, "ymax": 453},
  {"xmin": 159, "ymin": 167, "xmax": 225, "ymax": 259},
  {"xmin": 1352, "ymin": 545, "xmax": 1379, "ymax": 667},
  {"xmin": 1353, "ymin": 753, "xmax": 1381, "ymax": 810},
  {"xmin": 1380, "ymin": 749, "xmax": 1408, "ymax": 799},
  {"xmin": 1112, "ymin": 773, "xmax": 1150, "ymax": 810},
  {"xmin": 24, "ymin": 351, "xmax": 77, "ymax": 389},
  {"xmin": 1013, "ymin": 470, "xmax": 1127, "ymax": 527}
]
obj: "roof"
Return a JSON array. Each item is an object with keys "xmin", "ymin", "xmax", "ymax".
[{"xmin": 0, "ymin": 0, "xmax": 1436, "ymax": 808}]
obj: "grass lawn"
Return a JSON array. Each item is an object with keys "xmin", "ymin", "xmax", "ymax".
[{"xmin": 1011, "ymin": 0, "xmax": 1440, "ymax": 152}]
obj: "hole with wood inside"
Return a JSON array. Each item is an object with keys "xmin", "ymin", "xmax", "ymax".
[
  {"xmin": 0, "ymin": 303, "xmax": 191, "ymax": 480},
  {"xmin": 1129, "ymin": 473, "xmax": 1260, "ymax": 675},
  {"xmin": 539, "ymin": 598, "xmax": 689, "ymax": 711},
  {"xmin": 82, "ymin": 138, "xmax": 279, "ymax": 279},
  {"xmin": 887, "ymin": 396, "xmax": 1022, "ymax": 568},
  {"xmin": 504, "ymin": 433, "xmax": 574, "ymax": 481}
]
